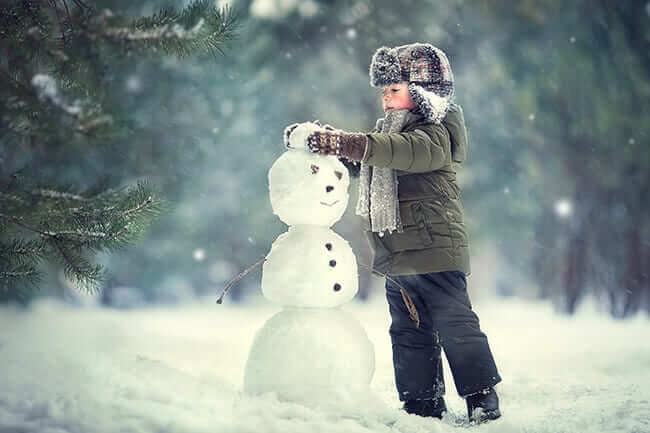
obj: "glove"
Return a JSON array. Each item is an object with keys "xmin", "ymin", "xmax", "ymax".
[
  {"xmin": 306, "ymin": 129, "xmax": 368, "ymax": 162},
  {"xmin": 313, "ymin": 120, "xmax": 361, "ymax": 176}
]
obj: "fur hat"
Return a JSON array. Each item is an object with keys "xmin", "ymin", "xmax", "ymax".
[{"xmin": 369, "ymin": 43, "xmax": 454, "ymax": 124}]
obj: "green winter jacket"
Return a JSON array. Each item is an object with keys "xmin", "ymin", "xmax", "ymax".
[{"xmin": 361, "ymin": 103, "xmax": 471, "ymax": 276}]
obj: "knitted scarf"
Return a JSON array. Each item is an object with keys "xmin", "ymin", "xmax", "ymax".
[{"xmin": 355, "ymin": 108, "xmax": 410, "ymax": 236}]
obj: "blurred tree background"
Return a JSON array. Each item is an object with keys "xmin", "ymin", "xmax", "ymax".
[{"xmin": 1, "ymin": 0, "xmax": 648, "ymax": 317}]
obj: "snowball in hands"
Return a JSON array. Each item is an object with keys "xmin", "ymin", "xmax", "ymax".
[
  {"xmin": 286, "ymin": 121, "xmax": 321, "ymax": 151},
  {"xmin": 244, "ymin": 126, "xmax": 375, "ymax": 407}
]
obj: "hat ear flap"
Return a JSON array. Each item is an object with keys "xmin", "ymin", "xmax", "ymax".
[
  {"xmin": 408, "ymin": 83, "xmax": 451, "ymax": 124},
  {"xmin": 369, "ymin": 47, "xmax": 402, "ymax": 87}
]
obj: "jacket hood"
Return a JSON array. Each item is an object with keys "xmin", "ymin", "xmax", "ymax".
[{"xmin": 442, "ymin": 103, "xmax": 467, "ymax": 163}]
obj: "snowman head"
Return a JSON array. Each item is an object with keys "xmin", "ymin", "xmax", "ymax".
[{"xmin": 269, "ymin": 149, "xmax": 350, "ymax": 227}]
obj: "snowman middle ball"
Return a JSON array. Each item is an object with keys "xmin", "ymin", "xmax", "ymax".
[
  {"xmin": 268, "ymin": 151, "xmax": 350, "ymax": 227},
  {"xmin": 262, "ymin": 225, "xmax": 358, "ymax": 307}
]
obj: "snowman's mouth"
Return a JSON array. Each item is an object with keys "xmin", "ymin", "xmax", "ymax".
[{"xmin": 320, "ymin": 200, "xmax": 339, "ymax": 207}]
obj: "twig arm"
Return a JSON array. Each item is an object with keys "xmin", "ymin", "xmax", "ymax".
[{"xmin": 216, "ymin": 256, "xmax": 266, "ymax": 304}]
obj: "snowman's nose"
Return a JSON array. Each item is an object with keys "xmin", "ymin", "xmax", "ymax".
[{"xmin": 326, "ymin": 185, "xmax": 334, "ymax": 193}]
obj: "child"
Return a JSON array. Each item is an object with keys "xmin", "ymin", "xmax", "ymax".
[{"xmin": 303, "ymin": 43, "xmax": 502, "ymax": 422}]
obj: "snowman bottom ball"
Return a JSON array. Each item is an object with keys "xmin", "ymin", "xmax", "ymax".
[{"xmin": 243, "ymin": 308, "xmax": 375, "ymax": 407}]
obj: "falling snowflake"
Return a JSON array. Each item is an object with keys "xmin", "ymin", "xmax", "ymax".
[
  {"xmin": 554, "ymin": 199, "xmax": 573, "ymax": 218},
  {"xmin": 570, "ymin": 36, "xmax": 576, "ymax": 43},
  {"xmin": 193, "ymin": 248, "xmax": 206, "ymax": 262},
  {"xmin": 126, "ymin": 75, "xmax": 141, "ymax": 92},
  {"xmin": 528, "ymin": 113, "xmax": 536, "ymax": 121},
  {"xmin": 346, "ymin": 28, "xmax": 357, "ymax": 40},
  {"xmin": 628, "ymin": 138, "xmax": 636, "ymax": 145},
  {"xmin": 503, "ymin": 187, "xmax": 510, "ymax": 195}
]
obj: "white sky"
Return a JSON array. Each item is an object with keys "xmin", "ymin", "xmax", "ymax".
[{"xmin": 1, "ymin": 297, "xmax": 649, "ymax": 432}]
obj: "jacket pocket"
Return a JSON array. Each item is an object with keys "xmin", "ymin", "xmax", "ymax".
[
  {"xmin": 413, "ymin": 199, "xmax": 453, "ymax": 249},
  {"xmin": 381, "ymin": 200, "xmax": 451, "ymax": 252}
]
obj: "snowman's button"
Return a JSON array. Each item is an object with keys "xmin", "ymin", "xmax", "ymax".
[
  {"xmin": 329, "ymin": 260, "xmax": 336, "ymax": 267},
  {"xmin": 325, "ymin": 243, "xmax": 332, "ymax": 251},
  {"xmin": 333, "ymin": 283, "xmax": 341, "ymax": 291}
]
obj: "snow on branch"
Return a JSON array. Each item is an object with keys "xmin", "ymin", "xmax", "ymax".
[
  {"xmin": 96, "ymin": 1, "xmax": 238, "ymax": 58},
  {"xmin": 105, "ymin": 18, "xmax": 206, "ymax": 41},
  {"xmin": 31, "ymin": 74, "xmax": 83, "ymax": 116}
]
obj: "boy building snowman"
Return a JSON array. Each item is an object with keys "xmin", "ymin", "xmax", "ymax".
[{"xmin": 295, "ymin": 42, "xmax": 502, "ymax": 423}]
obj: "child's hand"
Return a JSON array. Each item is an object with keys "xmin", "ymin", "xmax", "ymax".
[
  {"xmin": 306, "ymin": 130, "xmax": 368, "ymax": 161},
  {"xmin": 306, "ymin": 130, "xmax": 340, "ymax": 156}
]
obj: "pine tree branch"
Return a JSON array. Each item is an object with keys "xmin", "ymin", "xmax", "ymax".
[
  {"xmin": 1, "ymin": 1, "xmax": 238, "ymax": 150},
  {"xmin": 1, "ymin": 180, "xmax": 166, "ymax": 251},
  {"xmin": 32, "ymin": 188, "xmax": 86, "ymax": 201},
  {"xmin": 51, "ymin": 237, "xmax": 103, "ymax": 293},
  {"xmin": 123, "ymin": 195, "xmax": 154, "ymax": 219},
  {"xmin": 1, "ymin": 270, "xmax": 38, "ymax": 278},
  {"xmin": 95, "ymin": 1, "xmax": 239, "ymax": 59},
  {"xmin": 0, "ymin": 181, "xmax": 164, "ymax": 297},
  {"xmin": 0, "ymin": 0, "xmax": 235, "ymax": 301},
  {"xmin": 0, "ymin": 239, "xmax": 47, "ymax": 264},
  {"xmin": 0, "ymin": 242, "xmax": 43, "ymax": 296},
  {"xmin": 0, "ymin": 213, "xmax": 50, "ymax": 238},
  {"xmin": 0, "ymin": 264, "xmax": 41, "ymax": 295}
]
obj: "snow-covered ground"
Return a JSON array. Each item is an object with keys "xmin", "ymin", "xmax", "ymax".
[{"xmin": 1, "ymin": 296, "xmax": 649, "ymax": 433}]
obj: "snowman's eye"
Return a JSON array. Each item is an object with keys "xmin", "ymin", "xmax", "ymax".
[
  {"xmin": 311, "ymin": 164, "xmax": 320, "ymax": 174},
  {"xmin": 334, "ymin": 170, "xmax": 343, "ymax": 180}
]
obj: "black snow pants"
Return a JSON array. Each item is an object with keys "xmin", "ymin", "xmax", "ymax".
[{"xmin": 385, "ymin": 270, "xmax": 502, "ymax": 400}]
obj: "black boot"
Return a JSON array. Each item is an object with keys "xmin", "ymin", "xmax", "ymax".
[
  {"xmin": 466, "ymin": 387, "xmax": 501, "ymax": 422},
  {"xmin": 403, "ymin": 397, "xmax": 447, "ymax": 419}
]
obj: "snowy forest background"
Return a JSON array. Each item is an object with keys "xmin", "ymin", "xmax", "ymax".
[{"xmin": 1, "ymin": 0, "xmax": 649, "ymax": 317}]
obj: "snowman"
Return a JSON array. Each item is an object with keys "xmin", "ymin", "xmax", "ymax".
[{"xmin": 243, "ymin": 122, "xmax": 376, "ymax": 408}]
